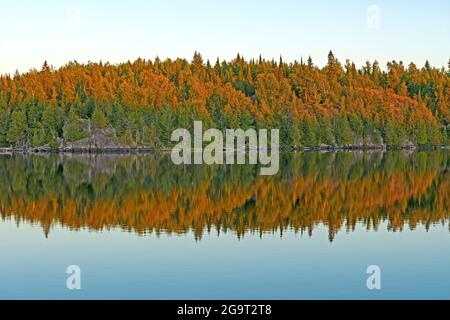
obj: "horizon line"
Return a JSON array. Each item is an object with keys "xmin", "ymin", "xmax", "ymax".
[{"xmin": 2, "ymin": 52, "xmax": 449, "ymax": 77}]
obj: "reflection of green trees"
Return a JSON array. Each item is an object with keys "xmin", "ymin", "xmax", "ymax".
[{"xmin": 0, "ymin": 151, "xmax": 448, "ymax": 240}]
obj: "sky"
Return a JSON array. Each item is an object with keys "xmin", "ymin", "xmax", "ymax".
[{"xmin": 0, "ymin": 0, "xmax": 449, "ymax": 75}]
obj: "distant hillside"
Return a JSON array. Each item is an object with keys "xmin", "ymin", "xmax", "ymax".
[{"xmin": 0, "ymin": 52, "xmax": 449, "ymax": 150}]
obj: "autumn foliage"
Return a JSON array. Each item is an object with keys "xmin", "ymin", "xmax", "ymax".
[
  {"xmin": 0, "ymin": 52, "xmax": 449, "ymax": 148},
  {"xmin": 0, "ymin": 152, "xmax": 448, "ymax": 241}
]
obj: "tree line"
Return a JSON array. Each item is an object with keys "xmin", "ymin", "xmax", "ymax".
[{"xmin": 0, "ymin": 52, "xmax": 449, "ymax": 149}]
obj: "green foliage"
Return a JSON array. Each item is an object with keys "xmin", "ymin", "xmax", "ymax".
[
  {"xmin": 63, "ymin": 109, "xmax": 89, "ymax": 143},
  {"xmin": 444, "ymin": 126, "xmax": 450, "ymax": 145},
  {"xmin": 0, "ymin": 53, "xmax": 448, "ymax": 149},
  {"xmin": 48, "ymin": 135, "xmax": 60, "ymax": 150},
  {"xmin": 290, "ymin": 118, "xmax": 303, "ymax": 147},
  {"xmin": 383, "ymin": 120, "xmax": 407, "ymax": 146},
  {"xmin": 362, "ymin": 119, "xmax": 380, "ymax": 145},
  {"xmin": 140, "ymin": 123, "xmax": 159, "ymax": 148},
  {"xmin": 0, "ymin": 106, "xmax": 10, "ymax": 147},
  {"xmin": 8, "ymin": 110, "xmax": 28, "ymax": 147},
  {"xmin": 157, "ymin": 106, "xmax": 176, "ymax": 147},
  {"xmin": 301, "ymin": 118, "xmax": 319, "ymax": 146},
  {"xmin": 348, "ymin": 114, "xmax": 364, "ymax": 138},
  {"xmin": 30, "ymin": 123, "xmax": 48, "ymax": 147},
  {"xmin": 109, "ymin": 102, "xmax": 128, "ymax": 137},
  {"xmin": 43, "ymin": 106, "xmax": 64, "ymax": 137},
  {"xmin": 239, "ymin": 110, "xmax": 255, "ymax": 130},
  {"xmin": 317, "ymin": 116, "xmax": 334, "ymax": 145},
  {"xmin": 27, "ymin": 102, "xmax": 44, "ymax": 130},
  {"xmin": 92, "ymin": 107, "xmax": 108, "ymax": 129},
  {"xmin": 119, "ymin": 129, "xmax": 135, "ymax": 146},
  {"xmin": 333, "ymin": 115, "xmax": 353, "ymax": 145}
]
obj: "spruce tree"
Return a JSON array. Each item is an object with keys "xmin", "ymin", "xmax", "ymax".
[{"xmin": 8, "ymin": 110, "xmax": 28, "ymax": 147}]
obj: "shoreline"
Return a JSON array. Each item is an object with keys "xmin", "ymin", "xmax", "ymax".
[
  {"xmin": 0, "ymin": 147, "xmax": 155, "ymax": 155},
  {"xmin": 1, "ymin": 145, "xmax": 448, "ymax": 155}
]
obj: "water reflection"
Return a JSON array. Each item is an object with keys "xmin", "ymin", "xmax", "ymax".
[{"xmin": 0, "ymin": 151, "xmax": 448, "ymax": 241}]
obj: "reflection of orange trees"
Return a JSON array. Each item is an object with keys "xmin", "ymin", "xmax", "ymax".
[{"xmin": 0, "ymin": 152, "xmax": 448, "ymax": 240}]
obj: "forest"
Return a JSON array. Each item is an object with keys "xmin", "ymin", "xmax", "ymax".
[{"xmin": 0, "ymin": 51, "xmax": 449, "ymax": 149}]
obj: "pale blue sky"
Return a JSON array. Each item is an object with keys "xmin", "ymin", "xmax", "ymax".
[{"xmin": 0, "ymin": 0, "xmax": 449, "ymax": 74}]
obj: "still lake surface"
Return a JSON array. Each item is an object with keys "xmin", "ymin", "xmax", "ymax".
[{"xmin": 0, "ymin": 151, "xmax": 448, "ymax": 300}]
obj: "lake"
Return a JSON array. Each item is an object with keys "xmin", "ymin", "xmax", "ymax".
[{"xmin": 0, "ymin": 151, "xmax": 448, "ymax": 299}]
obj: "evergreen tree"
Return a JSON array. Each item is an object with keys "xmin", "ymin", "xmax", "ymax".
[
  {"xmin": 30, "ymin": 123, "xmax": 48, "ymax": 147},
  {"xmin": 8, "ymin": 110, "xmax": 28, "ymax": 147},
  {"xmin": 301, "ymin": 118, "xmax": 318, "ymax": 146},
  {"xmin": 157, "ymin": 106, "xmax": 176, "ymax": 147},
  {"xmin": 0, "ymin": 107, "xmax": 10, "ymax": 147},
  {"xmin": 27, "ymin": 102, "xmax": 44, "ymax": 130},
  {"xmin": 63, "ymin": 108, "xmax": 88, "ymax": 142},
  {"xmin": 240, "ymin": 109, "xmax": 255, "ymax": 130},
  {"xmin": 333, "ymin": 115, "xmax": 353, "ymax": 145},
  {"xmin": 0, "ymin": 53, "xmax": 447, "ymax": 149},
  {"xmin": 317, "ymin": 115, "xmax": 334, "ymax": 145},
  {"xmin": 92, "ymin": 107, "xmax": 108, "ymax": 129},
  {"xmin": 42, "ymin": 105, "xmax": 64, "ymax": 138}
]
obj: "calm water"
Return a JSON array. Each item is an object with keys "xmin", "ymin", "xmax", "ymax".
[{"xmin": 0, "ymin": 151, "xmax": 449, "ymax": 300}]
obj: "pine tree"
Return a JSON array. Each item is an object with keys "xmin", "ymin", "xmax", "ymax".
[
  {"xmin": 317, "ymin": 116, "xmax": 334, "ymax": 145},
  {"xmin": 307, "ymin": 56, "xmax": 314, "ymax": 68},
  {"xmin": 8, "ymin": 110, "xmax": 28, "ymax": 147},
  {"xmin": 92, "ymin": 107, "xmax": 108, "ymax": 129},
  {"xmin": 240, "ymin": 110, "xmax": 255, "ymax": 130},
  {"xmin": 63, "ymin": 108, "xmax": 87, "ymax": 142},
  {"xmin": 301, "ymin": 118, "xmax": 318, "ymax": 146},
  {"xmin": 27, "ymin": 102, "xmax": 44, "ymax": 130},
  {"xmin": 41, "ymin": 60, "xmax": 51, "ymax": 73},
  {"xmin": 326, "ymin": 50, "xmax": 341, "ymax": 79},
  {"xmin": 192, "ymin": 51, "xmax": 204, "ymax": 69},
  {"xmin": 333, "ymin": 115, "xmax": 353, "ymax": 146},
  {"xmin": 0, "ymin": 107, "xmax": 10, "ymax": 147},
  {"xmin": 157, "ymin": 106, "xmax": 176, "ymax": 147},
  {"xmin": 397, "ymin": 82, "xmax": 408, "ymax": 96},
  {"xmin": 30, "ymin": 123, "xmax": 48, "ymax": 147},
  {"xmin": 42, "ymin": 105, "xmax": 64, "ymax": 138},
  {"xmin": 0, "ymin": 54, "xmax": 447, "ymax": 150}
]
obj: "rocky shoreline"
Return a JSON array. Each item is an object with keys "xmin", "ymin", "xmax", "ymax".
[
  {"xmin": 0, "ymin": 146, "xmax": 155, "ymax": 154},
  {"xmin": 1, "ymin": 145, "xmax": 448, "ymax": 155},
  {"xmin": 288, "ymin": 145, "xmax": 449, "ymax": 152}
]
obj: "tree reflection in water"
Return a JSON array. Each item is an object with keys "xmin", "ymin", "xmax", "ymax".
[{"xmin": 0, "ymin": 151, "xmax": 448, "ymax": 241}]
